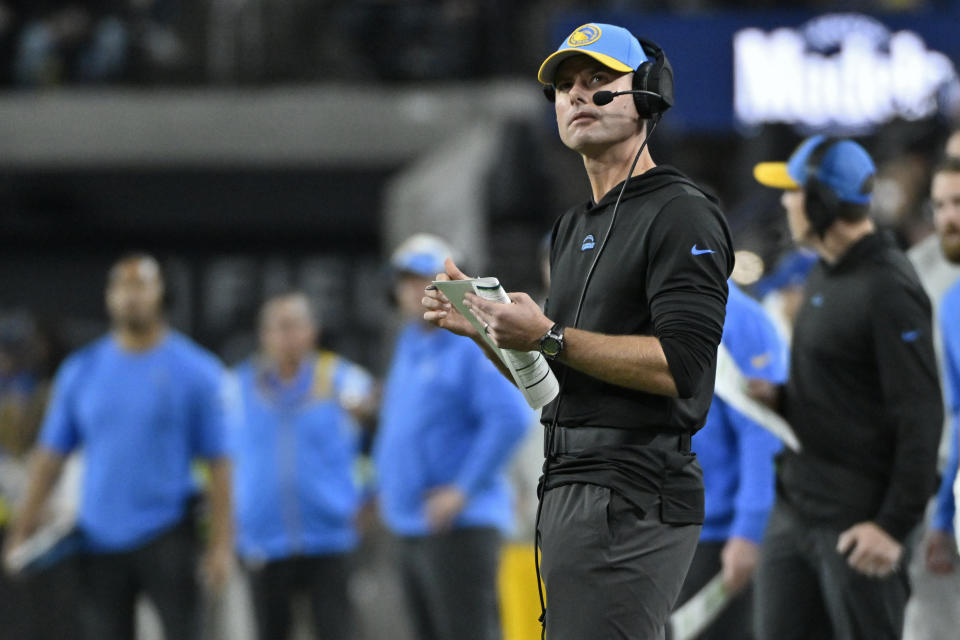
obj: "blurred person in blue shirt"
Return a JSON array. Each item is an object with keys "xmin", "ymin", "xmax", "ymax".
[
  {"xmin": 674, "ymin": 282, "xmax": 787, "ymax": 639},
  {"xmin": 375, "ymin": 234, "xmax": 531, "ymax": 640},
  {"xmin": 925, "ymin": 156, "xmax": 960, "ymax": 574},
  {"xmin": 2, "ymin": 253, "xmax": 233, "ymax": 640},
  {"xmin": 231, "ymin": 291, "xmax": 375, "ymax": 640}
]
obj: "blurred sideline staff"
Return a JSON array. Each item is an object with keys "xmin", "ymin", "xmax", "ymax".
[
  {"xmin": 675, "ymin": 282, "xmax": 787, "ymax": 639},
  {"xmin": 924, "ymin": 153, "xmax": 960, "ymax": 573},
  {"xmin": 3, "ymin": 253, "xmax": 233, "ymax": 640},
  {"xmin": 752, "ymin": 137, "xmax": 942, "ymax": 640},
  {"xmin": 375, "ymin": 234, "xmax": 530, "ymax": 640},
  {"xmin": 230, "ymin": 291, "xmax": 375, "ymax": 640}
]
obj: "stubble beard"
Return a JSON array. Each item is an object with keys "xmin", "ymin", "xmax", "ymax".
[{"xmin": 941, "ymin": 234, "xmax": 960, "ymax": 264}]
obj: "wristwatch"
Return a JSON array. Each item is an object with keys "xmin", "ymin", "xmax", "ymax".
[{"xmin": 538, "ymin": 323, "xmax": 565, "ymax": 360}]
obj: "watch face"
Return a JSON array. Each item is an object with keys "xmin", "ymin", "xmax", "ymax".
[{"xmin": 541, "ymin": 337, "xmax": 562, "ymax": 357}]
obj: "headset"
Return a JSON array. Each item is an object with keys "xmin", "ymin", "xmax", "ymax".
[
  {"xmin": 542, "ymin": 37, "xmax": 674, "ymax": 120},
  {"xmin": 803, "ymin": 137, "xmax": 874, "ymax": 237}
]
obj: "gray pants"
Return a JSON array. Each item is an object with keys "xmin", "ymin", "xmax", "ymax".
[
  {"xmin": 397, "ymin": 527, "xmax": 502, "ymax": 640},
  {"xmin": 539, "ymin": 483, "xmax": 701, "ymax": 640},
  {"xmin": 755, "ymin": 500, "xmax": 911, "ymax": 640}
]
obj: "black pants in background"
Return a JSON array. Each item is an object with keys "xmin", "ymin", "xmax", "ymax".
[
  {"xmin": 246, "ymin": 553, "xmax": 354, "ymax": 640},
  {"xmin": 675, "ymin": 540, "xmax": 755, "ymax": 640},
  {"xmin": 397, "ymin": 527, "xmax": 503, "ymax": 640},
  {"xmin": 538, "ymin": 483, "xmax": 701, "ymax": 640},
  {"xmin": 79, "ymin": 518, "xmax": 200, "ymax": 640},
  {"xmin": 0, "ymin": 529, "xmax": 82, "ymax": 640},
  {"xmin": 755, "ymin": 500, "xmax": 911, "ymax": 640}
]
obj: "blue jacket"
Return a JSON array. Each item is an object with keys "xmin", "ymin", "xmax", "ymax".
[
  {"xmin": 39, "ymin": 332, "xmax": 228, "ymax": 551},
  {"xmin": 696, "ymin": 283, "xmax": 788, "ymax": 543},
  {"xmin": 230, "ymin": 352, "xmax": 373, "ymax": 560},
  {"xmin": 374, "ymin": 323, "xmax": 531, "ymax": 537},
  {"xmin": 932, "ymin": 280, "xmax": 960, "ymax": 534}
]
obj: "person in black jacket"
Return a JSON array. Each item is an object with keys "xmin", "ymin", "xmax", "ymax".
[
  {"xmin": 751, "ymin": 136, "xmax": 943, "ymax": 640},
  {"xmin": 423, "ymin": 22, "xmax": 733, "ymax": 640}
]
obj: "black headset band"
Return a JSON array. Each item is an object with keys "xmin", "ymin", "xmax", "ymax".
[
  {"xmin": 804, "ymin": 137, "xmax": 839, "ymax": 185},
  {"xmin": 637, "ymin": 37, "xmax": 664, "ymax": 59}
]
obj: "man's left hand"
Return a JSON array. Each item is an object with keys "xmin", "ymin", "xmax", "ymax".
[
  {"xmin": 836, "ymin": 521, "xmax": 903, "ymax": 578},
  {"xmin": 200, "ymin": 542, "xmax": 233, "ymax": 594},
  {"xmin": 425, "ymin": 486, "xmax": 467, "ymax": 533},
  {"xmin": 721, "ymin": 536, "xmax": 760, "ymax": 594},
  {"xmin": 463, "ymin": 291, "xmax": 553, "ymax": 352}
]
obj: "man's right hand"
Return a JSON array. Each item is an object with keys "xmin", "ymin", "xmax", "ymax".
[
  {"xmin": 924, "ymin": 529, "xmax": 959, "ymax": 574},
  {"xmin": 422, "ymin": 258, "xmax": 479, "ymax": 339},
  {"xmin": 746, "ymin": 379, "xmax": 782, "ymax": 412},
  {"xmin": 2, "ymin": 448, "xmax": 67, "ymax": 575},
  {"xmin": 836, "ymin": 521, "xmax": 903, "ymax": 578},
  {"xmin": 721, "ymin": 536, "xmax": 760, "ymax": 594},
  {"xmin": 2, "ymin": 520, "xmax": 36, "ymax": 575}
]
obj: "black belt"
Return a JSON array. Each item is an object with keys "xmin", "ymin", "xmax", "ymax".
[{"xmin": 544, "ymin": 425, "xmax": 691, "ymax": 457}]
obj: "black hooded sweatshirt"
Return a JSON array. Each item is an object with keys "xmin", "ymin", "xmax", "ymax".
[
  {"xmin": 778, "ymin": 231, "xmax": 942, "ymax": 542},
  {"xmin": 541, "ymin": 165, "xmax": 734, "ymax": 522}
]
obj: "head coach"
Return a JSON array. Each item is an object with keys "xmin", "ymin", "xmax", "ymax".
[
  {"xmin": 751, "ymin": 137, "xmax": 943, "ymax": 639},
  {"xmin": 423, "ymin": 23, "xmax": 734, "ymax": 639}
]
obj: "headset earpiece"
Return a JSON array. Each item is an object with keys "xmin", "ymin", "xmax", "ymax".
[
  {"xmin": 633, "ymin": 38, "xmax": 674, "ymax": 119},
  {"xmin": 802, "ymin": 138, "xmax": 841, "ymax": 237},
  {"xmin": 804, "ymin": 177, "xmax": 839, "ymax": 237},
  {"xmin": 543, "ymin": 84, "xmax": 556, "ymax": 103}
]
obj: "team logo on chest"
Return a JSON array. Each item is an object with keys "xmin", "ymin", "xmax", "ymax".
[{"xmin": 581, "ymin": 234, "xmax": 596, "ymax": 251}]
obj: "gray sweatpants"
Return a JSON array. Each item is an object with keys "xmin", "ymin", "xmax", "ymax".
[{"xmin": 538, "ymin": 483, "xmax": 701, "ymax": 640}]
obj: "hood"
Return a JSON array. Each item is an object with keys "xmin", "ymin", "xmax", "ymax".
[{"xmin": 588, "ymin": 165, "xmax": 720, "ymax": 213}]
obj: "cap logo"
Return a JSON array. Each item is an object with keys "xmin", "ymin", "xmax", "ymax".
[{"xmin": 568, "ymin": 24, "xmax": 602, "ymax": 47}]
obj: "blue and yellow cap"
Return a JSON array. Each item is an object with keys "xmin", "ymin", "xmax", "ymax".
[
  {"xmin": 538, "ymin": 23, "xmax": 649, "ymax": 85},
  {"xmin": 754, "ymin": 135, "xmax": 876, "ymax": 205}
]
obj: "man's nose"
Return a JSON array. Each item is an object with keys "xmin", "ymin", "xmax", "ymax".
[{"xmin": 567, "ymin": 80, "xmax": 590, "ymax": 104}]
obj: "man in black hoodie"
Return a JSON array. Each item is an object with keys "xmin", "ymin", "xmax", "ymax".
[
  {"xmin": 752, "ymin": 137, "xmax": 942, "ymax": 640},
  {"xmin": 423, "ymin": 22, "xmax": 733, "ymax": 640}
]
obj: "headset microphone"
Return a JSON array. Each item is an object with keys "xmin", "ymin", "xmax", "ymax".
[{"xmin": 592, "ymin": 89, "xmax": 662, "ymax": 106}]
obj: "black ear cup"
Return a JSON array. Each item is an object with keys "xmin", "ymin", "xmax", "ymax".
[
  {"xmin": 633, "ymin": 38, "xmax": 674, "ymax": 119},
  {"xmin": 804, "ymin": 177, "xmax": 840, "ymax": 236},
  {"xmin": 803, "ymin": 138, "xmax": 841, "ymax": 236}
]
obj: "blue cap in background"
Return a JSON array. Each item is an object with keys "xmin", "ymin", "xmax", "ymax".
[
  {"xmin": 390, "ymin": 234, "xmax": 456, "ymax": 278},
  {"xmin": 753, "ymin": 135, "xmax": 876, "ymax": 205}
]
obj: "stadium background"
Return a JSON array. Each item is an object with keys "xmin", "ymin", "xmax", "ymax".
[{"xmin": 0, "ymin": 1, "xmax": 959, "ymax": 638}]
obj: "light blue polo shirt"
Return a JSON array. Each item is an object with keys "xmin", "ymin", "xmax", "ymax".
[{"xmin": 39, "ymin": 331, "xmax": 229, "ymax": 551}]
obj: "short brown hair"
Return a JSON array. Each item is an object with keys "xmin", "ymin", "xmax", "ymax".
[{"xmin": 934, "ymin": 155, "xmax": 960, "ymax": 178}]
